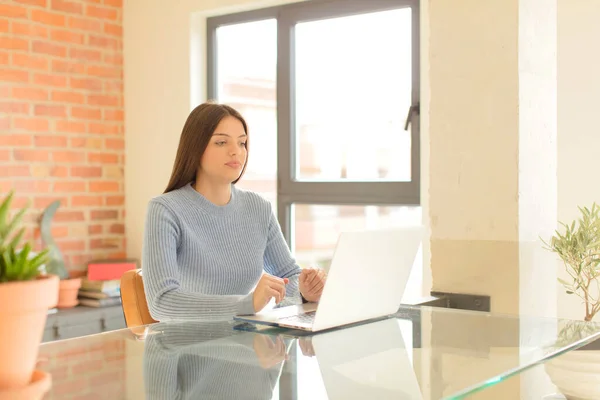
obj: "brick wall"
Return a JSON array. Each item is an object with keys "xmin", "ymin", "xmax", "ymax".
[{"xmin": 1, "ymin": 0, "xmax": 125, "ymax": 271}]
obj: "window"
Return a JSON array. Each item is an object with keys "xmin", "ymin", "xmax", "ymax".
[{"xmin": 208, "ymin": 0, "xmax": 420, "ymax": 247}]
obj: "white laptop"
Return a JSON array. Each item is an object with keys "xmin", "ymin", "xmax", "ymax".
[
  {"xmin": 234, "ymin": 227, "xmax": 422, "ymax": 332},
  {"xmin": 312, "ymin": 318, "xmax": 424, "ymax": 399}
]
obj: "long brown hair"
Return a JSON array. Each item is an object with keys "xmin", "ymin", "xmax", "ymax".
[{"xmin": 164, "ymin": 102, "xmax": 249, "ymax": 193}]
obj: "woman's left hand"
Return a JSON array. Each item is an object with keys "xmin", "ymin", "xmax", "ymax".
[{"xmin": 299, "ymin": 268, "xmax": 327, "ymax": 302}]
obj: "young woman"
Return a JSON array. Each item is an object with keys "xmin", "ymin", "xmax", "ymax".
[{"xmin": 142, "ymin": 102, "xmax": 326, "ymax": 322}]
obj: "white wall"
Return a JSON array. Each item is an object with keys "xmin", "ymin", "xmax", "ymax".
[{"xmin": 557, "ymin": 0, "xmax": 600, "ymax": 321}]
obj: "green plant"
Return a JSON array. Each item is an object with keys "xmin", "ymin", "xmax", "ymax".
[
  {"xmin": 542, "ymin": 203, "xmax": 600, "ymax": 322},
  {"xmin": 0, "ymin": 191, "xmax": 49, "ymax": 283}
]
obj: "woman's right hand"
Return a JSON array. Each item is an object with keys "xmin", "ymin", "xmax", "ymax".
[{"xmin": 253, "ymin": 273, "xmax": 288, "ymax": 312}]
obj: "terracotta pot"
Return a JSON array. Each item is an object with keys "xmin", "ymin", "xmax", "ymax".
[
  {"xmin": 57, "ymin": 277, "xmax": 82, "ymax": 308},
  {"xmin": 0, "ymin": 274, "xmax": 58, "ymax": 389},
  {"xmin": 0, "ymin": 370, "xmax": 51, "ymax": 400}
]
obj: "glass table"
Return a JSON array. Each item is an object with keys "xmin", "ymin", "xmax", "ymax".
[{"xmin": 37, "ymin": 305, "xmax": 600, "ymax": 399}]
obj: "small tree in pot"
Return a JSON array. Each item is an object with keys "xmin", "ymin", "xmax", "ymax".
[
  {"xmin": 543, "ymin": 203, "xmax": 600, "ymax": 322},
  {"xmin": 0, "ymin": 191, "xmax": 58, "ymax": 396}
]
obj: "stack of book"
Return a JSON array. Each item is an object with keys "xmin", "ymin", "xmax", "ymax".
[
  {"xmin": 77, "ymin": 259, "xmax": 138, "ymax": 308},
  {"xmin": 78, "ymin": 278, "xmax": 121, "ymax": 308}
]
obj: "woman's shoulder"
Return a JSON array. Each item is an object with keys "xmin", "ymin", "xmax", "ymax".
[
  {"xmin": 233, "ymin": 186, "xmax": 272, "ymax": 210},
  {"xmin": 147, "ymin": 186, "xmax": 189, "ymax": 214}
]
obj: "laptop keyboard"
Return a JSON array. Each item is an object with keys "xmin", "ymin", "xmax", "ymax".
[{"xmin": 278, "ymin": 311, "xmax": 316, "ymax": 325}]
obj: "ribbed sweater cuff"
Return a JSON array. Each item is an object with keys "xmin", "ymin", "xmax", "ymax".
[{"xmin": 237, "ymin": 292, "xmax": 255, "ymax": 315}]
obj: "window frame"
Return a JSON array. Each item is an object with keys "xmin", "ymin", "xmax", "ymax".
[{"xmin": 207, "ymin": 0, "xmax": 421, "ymax": 244}]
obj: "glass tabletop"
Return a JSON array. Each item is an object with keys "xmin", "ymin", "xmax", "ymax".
[{"xmin": 37, "ymin": 305, "xmax": 600, "ymax": 400}]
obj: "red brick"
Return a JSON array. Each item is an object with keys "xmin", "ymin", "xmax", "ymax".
[
  {"xmin": 105, "ymin": 138, "xmax": 124, "ymax": 149},
  {"xmin": 52, "ymin": 30, "xmax": 85, "ymax": 45},
  {"xmin": 31, "ymin": 10, "xmax": 66, "ymax": 27},
  {"xmin": 105, "ymin": 195, "xmax": 123, "ymax": 206},
  {"xmin": 55, "ymin": 120, "xmax": 86, "ymax": 133},
  {"xmin": 34, "ymin": 135, "xmax": 68, "ymax": 147},
  {"xmin": 71, "ymin": 106, "xmax": 102, "ymax": 120},
  {"xmin": 109, "ymin": 223, "xmax": 124, "ymax": 234},
  {"xmin": 34, "ymin": 197, "xmax": 67, "ymax": 210},
  {"xmin": 0, "ymin": 87, "xmax": 8, "ymax": 98},
  {"xmin": 59, "ymin": 239, "xmax": 86, "ymax": 252},
  {"xmin": 32, "ymin": 41, "xmax": 67, "ymax": 57},
  {"xmin": 0, "ymin": 102, "xmax": 29, "ymax": 114},
  {"xmin": 51, "ymin": 165, "xmax": 69, "ymax": 177},
  {"xmin": 0, "ymin": 20, "xmax": 7, "ymax": 33},
  {"xmin": 88, "ymin": 123, "xmax": 121, "ymax": 135},
  {"xmin": 0, "ymin": 166, "xmax": 29, "ymax": 177},
  {"xmin": 53, "ymin": 151, "xmax": 84, "ymax": 163},
  {"xmin": 87, "ymin": 65, "xmax": 120, "ymax": 79},
  {"xmin": 0, "ymin": 118, "xmax": 9, "ymax": 130},
  {"xmin": 72, "ymin": 195, "xmax": 102, "ymax": 206},
  {"xmin": 34, "ymin": 73, "xmax": 67, "ymax": 87},
  {"xmin": 10, "ymin": 180, "xmax": 51, "ymax": 192},
  {"xmin": 35, "ymin": 105, "xmax": 67, "ymax": 117},
  {"xmin": 51, "ymin": 0, "xmax": 83, "ymax": 14},
  {"xmin": 13, "ymin": 87, "xmax": 48, "ymax": 101},
  {"xmin": 0, "ymin": 37, "xmax": 28, "ymax": 51},
  {"xmin": 54, "ymin": 181, "xmax": 86, "ymax": 192},
  {"xmin": 52, "ymin": 90, "xmax": 84, "ymax": 104},
  {"xmin": 12, "ymin": 22, "xmax": 48, "ymax": 38},
  {"xmin": 0, "ymin": 4, "xmax": 28, "ymax": 19},
  {"xmin": 14, "ymin": 0, "xmax": 47, "ymax": 7},
  {"xmin": 14, "ymin": 149, "xmax": 49, "ymax": 162},
  {"xmin": 90, "ymin": 238, "xmax": 119, "ymax": 249},
  {"xmin": 0, "ymin": 51, "xmax": 8, "ymax": 64},
  {"xmin": 88, "ymin": 152, "xmax": 118, "ymax": 163},
  {"xmin": 86, "ymin": 5, "xmax": 117, "ymax": 20},
  {"xmin": 54, "ymin": 210, "xmax": 84, "ymax": 222},
  {"xmin": 104, "ymin": 80, "xmax": 123, "ymax": 93},
  {"xmin": 104, "ymin": 109, "xmax": 123, "ymax": 121},
  {"xmin": 89, "ymin": 181, "xmax": 119, "ymax": 192},
  {"xmin": 0, "ymin": 135, "xmax": 32, "ymax": 146},
  {"xmin": 14, "ymin": 118, "xmax": 49, "ymax": 132},
  {"xmin": 91, "ymin": 209, "xmax": 118, "ymax": 220},
  {"xmin": 12, "ymin": 53, "xmax": 48, "ymax": 70},
  {"xmin": 70, "ymin": 137, "xmax": 102, "ymax": 148},
  {"xmin": 67, "ymin": 16, "xmax": 102, "ymax": 32},
  {"xmin": 87, "ymin": 95, "xmax": 119, "ymax": 107},
  {"xmin": 104, "ymin": 22, "xmax": 121, "ymax": 36},
  {"xmin": 52, "ymin": 59, "xmax": 86, "ymax": 74},
  {"xmin": 88, "ymin": 35, "xmax": 118, "ymax": 49},
  {"xmin": 0, "ymin": 69, "xmax": 29, "ymax": 83},
  {"xmin": 88, "ymin": 225, "xmax": 102, "ymax": 234},
  {"xmin": 69, "ymin": 47, "xmax": 101, "ymax": 61},
  {"xmin": 71, "ymin": 166, "xmax": 102, "ymax": 178},
  {"xmin": 70, "ymin": 77, "xmax": 102, "ymax": 91},
  {"xmin": 103, "ymin": 53, "xmax": 122, "ymax": 65},
  {"xmin": 104, "ymin": 0, "xmax": 122, "ymax": 6},
  {"xmin": 0, "ymin": 150, "xmax": 9, "ymax": 161}
]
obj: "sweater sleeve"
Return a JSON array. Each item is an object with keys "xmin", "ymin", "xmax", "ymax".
[
  {"xmin": 142, "ymin": 200, "xmax": 256, "ymax": 321},
  {"xmin": 263, "ymin": 204, "xmax": 302, "ymax": 306}
]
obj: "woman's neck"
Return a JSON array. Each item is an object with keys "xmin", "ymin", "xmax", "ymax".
[{"xmin": 193, "ymin": 178, "xmax": 232, "ymax": 206}]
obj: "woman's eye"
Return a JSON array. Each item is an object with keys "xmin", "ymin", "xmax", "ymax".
[
  {"xmin": 216, "ymin": 141, "xmax": 226, "ymax": 146},
  {"xmin": 240, "ymin": 142, "xmax": 247, "ymax": 147}
]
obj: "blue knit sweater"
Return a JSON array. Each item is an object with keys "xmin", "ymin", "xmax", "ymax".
[{"xmin": 142, "ymin": 183, "xmax": 301, "ymax": 321}]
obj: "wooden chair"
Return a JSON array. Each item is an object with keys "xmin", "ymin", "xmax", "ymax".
[{"xmin": 120, "ymin": 269, "xmax": 157, "ymax": 329}]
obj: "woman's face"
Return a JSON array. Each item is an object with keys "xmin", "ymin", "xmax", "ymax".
[{"xmin": 198, "ymin": 116, "xmax": 248, "ymax": 184}]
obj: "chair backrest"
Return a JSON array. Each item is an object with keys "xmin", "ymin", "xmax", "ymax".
[{"xmin": 120, "ymin": 269, "xmax": 157, "ymax": 328}]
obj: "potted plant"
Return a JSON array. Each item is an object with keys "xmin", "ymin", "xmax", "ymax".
[
  {"xmin": 542, "ymin": 203, "xmax": 600, "ymax": 399},
  {"xmin": 0, "ymin": 191, "xmax": 57, "ymax": 396},
  {"xmin": 40, "ymin": 200, "xmax": 81, "ymax": 308}
]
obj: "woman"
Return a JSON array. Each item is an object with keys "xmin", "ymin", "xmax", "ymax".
[{"xmin": 142, "ymin": 102, "xmax": 326, "ymax": 322}]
